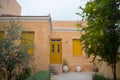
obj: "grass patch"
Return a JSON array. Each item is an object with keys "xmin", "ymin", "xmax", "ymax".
[
  {"xmin": 92, "ymin": 74, "xmax": 111, "ymax": 80},
  {"xmin": 26, "ymin": 71, "xmax": 50, "ymax": 80}
]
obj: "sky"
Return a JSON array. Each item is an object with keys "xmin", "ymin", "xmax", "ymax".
[{"xmin": 17, "ymin": 0, "xmax": 88, "ymax": 21}]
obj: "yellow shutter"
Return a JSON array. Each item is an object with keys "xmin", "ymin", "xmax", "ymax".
[
  {"xmin": 0, "ymin": 31, "xmax": 4, "ymax": 52},
  {"xmin": 22, "ymin": 32, "xmax": 34, "ymax": 54},
  {"xmin": 73, "ymin": 39, "xmax": 82, "ymax": 56},
  {"xmin": 0, "ymin": 31, "xmax": 4, "ymax": 39}
]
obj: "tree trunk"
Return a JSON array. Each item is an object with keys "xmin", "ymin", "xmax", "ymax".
[
  {"xmin": 7, "ymin": 70, "xmax": 12, "ymax": 80},
  {"xmin": 7, "ymin": 73, "xmax": 12, "ymax": 80},
  {"xmin": 112, "ymin": 63, "xmax": 117, "ymax": 80}
]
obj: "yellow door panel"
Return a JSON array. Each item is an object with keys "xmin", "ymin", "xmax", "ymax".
[{"xmin": 50, "ymin": 40, "xmax": 62, "ymax": 64}]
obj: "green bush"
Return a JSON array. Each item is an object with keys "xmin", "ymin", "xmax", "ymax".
[
  {"xmin": 16, "ymin": 66, "xmax": 32, "ymax": 80},
  {"xmin": 92, "ymin": 74, "xmax": 111, "ymax": 80},
  {"xmin": 26, "ymin": 71, "xmax": 50, "ymax": 80}
]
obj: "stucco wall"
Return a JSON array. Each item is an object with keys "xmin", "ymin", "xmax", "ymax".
[
  {"xmin": 0, "ymin": 19, "xmax": 120, "ymax": 78},
  {"xmin": 0, "ymin": 18, "xmax": 51, "ymax": 73},
  {"xmin": 52, "ymin": 21, "xmax": 87, "ymax": 28},
  {"xmin": 0, "ymin": 0, "xmax": 21, "ymax": 16},
  {"xmin": 51, "ymin": 21, "xmax": 120, "ymax": 78},
  {"xmin": 97, "ymin": 62, "xmax": 120, "ymax": 78},
  {"xmin": 51, "ymin": 21, "xmax": 93, "ymax": 71},
  {"xmin": 19, "ymin": 22, "xmax": 50, "ymax": 72}
]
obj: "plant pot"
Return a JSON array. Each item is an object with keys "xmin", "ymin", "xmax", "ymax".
[
  {"xmin": 63, "ymin": 65, "xmax": 69, "ymax": 73},
  {"xmin": 76, "ymin": 66, "xmax": 81, "ymax": 72}
]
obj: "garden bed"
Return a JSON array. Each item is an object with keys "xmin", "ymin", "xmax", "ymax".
[{"xmin": 26, "ymin": 71, "xmax": 50, "ymax": 80}]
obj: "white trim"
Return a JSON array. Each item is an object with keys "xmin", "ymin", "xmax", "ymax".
[
  {"xmin": 0, "ymin": 16, "xmax": 51, "ymax": 22},
  {"xmin": 52, "ymin": 27, "xmax": 82, "ymax": 32}
]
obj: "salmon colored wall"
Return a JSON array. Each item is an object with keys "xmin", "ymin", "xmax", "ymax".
[
  {"xmin": 51, "ymin": 21, "xmax": 93, "ymax": 72},
  {"xmin": 0, "ymin": 20, "xmax": 120, "ymax": 78},
  {"xmin": 51, "ymin": 21, "xmax": 120, "ymax": 78},
  {"xmin": 0, "ymin": 0, "xmax": 21, "ymax": 16},
  {"xmin": 97, "ymin": 62, "xmax": 120, "ymax": 78},
  {"xmin": 50, "ymin": 31, "xmax": 93, "ymax": 68},
  {"xmin": 0, "ymin": 21, "xmax": 50, "ymax": 72},
  {"xmin": 52, "ymin": 21, "xmax": 87, "ymax": 28},
  {"xmin": 52, "ymin": 21, "xmax": 77, "ymax": 28},
  {"xmin": 19, "ymin": 22, "xmax": 50, "ymax": 72}
]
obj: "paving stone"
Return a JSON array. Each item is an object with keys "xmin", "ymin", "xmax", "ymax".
[{"xmin": 51, "ymin": 72, "xmax": 95, "ymax": 80}]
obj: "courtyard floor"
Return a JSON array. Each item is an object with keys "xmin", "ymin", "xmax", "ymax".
[{"xmin": 51, "ymin": 72, "xmax": 95, "ymax": 80}]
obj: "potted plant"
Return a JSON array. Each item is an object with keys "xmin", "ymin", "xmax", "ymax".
[{"xmin": 63, "ymin": 59, "xmax": 69, "ymax": 73}]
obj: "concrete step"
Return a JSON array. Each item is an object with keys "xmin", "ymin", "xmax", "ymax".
[{"xmin": 49, "ymin": 64, "xmax": 62, "ymax": 75}]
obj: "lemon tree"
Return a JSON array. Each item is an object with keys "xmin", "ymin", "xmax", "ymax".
[{"xmin": 77, "ymin": 0, "xmax": 120, "ymax": 80}]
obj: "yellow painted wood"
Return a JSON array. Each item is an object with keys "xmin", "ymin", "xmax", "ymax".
[
  {"xmin": 0, "ymin": 31, "xmax": 4, "ymax": 52},
  {"xmin": 22, "ymin": 32, "xmax": 34, "ymax": 54},
  {"xmin": 50, "ymin": 40, "xmax": 62, "ymax": 64},
  {"xmin": 0, "ymin": 31, "xmax": 4, "ymax": 39},
  {"xmin": 73, "ymin": 39, "xmax": 82, "ymax": 56}
]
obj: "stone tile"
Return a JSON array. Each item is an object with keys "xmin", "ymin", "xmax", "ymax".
[{"xmin": 51, "ymin": 72, "xmax": 95, "ymax": 80}]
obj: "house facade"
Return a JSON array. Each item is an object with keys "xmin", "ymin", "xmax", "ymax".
[
  {"xmin": 0, "ymin": 16, "xmax": 92, "ymax": 73},
  {"xmin": 0, "ymin": 0, "xmax": 120, "ymax": 79},
  {"xmin": 0, "ymin": 16, "xmax": 120, "ymax": 78}
]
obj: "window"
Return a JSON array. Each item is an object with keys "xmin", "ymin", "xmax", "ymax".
[
  {"xmin": 50, "ymin": 39, "xmax": 61, "ymax": 54},
  {"xmin": 52, "ymin": 44, "xmax": 54, "ymax": 53},
  {"xmin": 58, "ymin": 44, "xmax": 60, "ymax": 53},
  {"xmin": 73, "ymin": 39, "xmax": 82, "ymax": 56},
  {"xmin": 22, "ymin": 32, "xmax": 34, "ymax": 54}
]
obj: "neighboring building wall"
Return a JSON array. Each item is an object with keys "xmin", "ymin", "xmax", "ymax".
[
  {"xmin": 0, "ymin": 16, "xmax": 51, "ymax": 73},
  {"xmin": 0, "ymin": 0, "xmax": 21, "ymax": 16}
]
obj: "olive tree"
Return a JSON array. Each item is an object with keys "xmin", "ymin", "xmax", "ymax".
[{"xmin": 0, "ymin": 20, "xmax": 34, "ymax": 80}]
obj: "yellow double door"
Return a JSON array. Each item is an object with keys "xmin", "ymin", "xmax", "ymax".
[{"xmin": 50, "ymin": 40, "xmax": 62, "ymax": 64}]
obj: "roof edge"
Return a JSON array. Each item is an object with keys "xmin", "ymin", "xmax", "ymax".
[{"xmin": 0, "ymin": 15, "xmax": 51, "ymax": 21}]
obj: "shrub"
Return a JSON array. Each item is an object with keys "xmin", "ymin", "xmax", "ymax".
[
  {"xmin": 0, "ymin": 20, "xmax": 34, "ymax": 80},
  {"xmin": 92, "ymin": 74, "xmax": 111, "ymax": 80},
  {"xmin": 26, "ymin": 71, "xmax": 50, "ymax": 80},
  {"xmin": 16, "ymin": 66, "xmax": 32, "ymax": 80}
]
